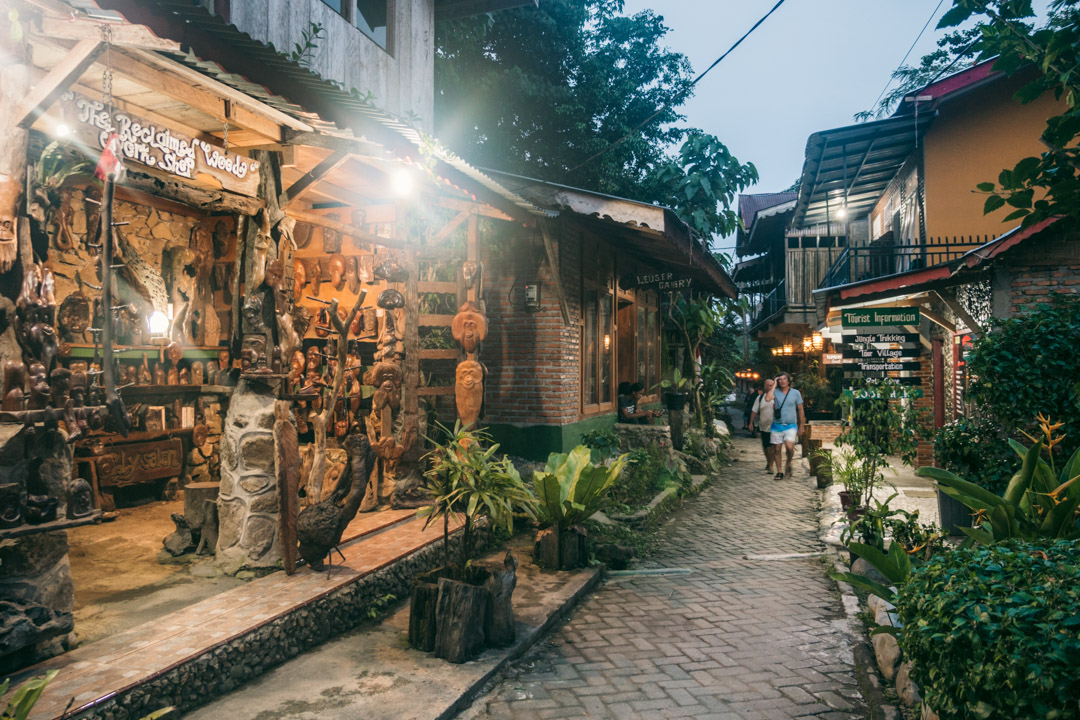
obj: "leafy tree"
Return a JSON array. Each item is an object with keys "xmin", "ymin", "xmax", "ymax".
[
  {"xmin": 435, "ymin": 1, "xmax": 757, "ymax": 249},
  {"xmin": 435, "ymin": 1, "xmax": 692, "ymax": 199}
]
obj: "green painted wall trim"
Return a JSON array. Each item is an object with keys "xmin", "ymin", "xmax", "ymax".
[{"xmin": 486, "ymin": 402, "xmax": 661, "ymax": 460}]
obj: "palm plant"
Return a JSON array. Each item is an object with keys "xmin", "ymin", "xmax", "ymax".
[
  {"xmin": 533, "ymin": 446, "xmax": 627, "ymax": 529},
  {"xmin": 417, "ymin": 422, "xmax": 536, "ymax": 571}
]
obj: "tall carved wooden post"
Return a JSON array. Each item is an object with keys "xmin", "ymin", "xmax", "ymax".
[{"xmin": 0, "ymin": 11, "xmax": 29, "ymax": 278}]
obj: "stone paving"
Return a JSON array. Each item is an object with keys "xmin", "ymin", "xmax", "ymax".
[{"xmin": 462, "ymin": 436, "xmax": 869, "ymax": 720}]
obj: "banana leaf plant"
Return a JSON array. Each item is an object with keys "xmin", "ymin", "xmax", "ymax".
[
  {"xmin": 917, "ymin": 424, "xmax": 1080, "ymax": 545},
  {"xmin": 533, "ymin": 446, "xmax": 626, "ymax": 529}
]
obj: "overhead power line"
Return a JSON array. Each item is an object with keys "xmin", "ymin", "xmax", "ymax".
[
  {"xmin": 565, "ymin": 0, "xmax": 789, "ymax": 175},
  {"xmin": 864, "ymin": 0, "xmax": 946, "ymax": 118}
]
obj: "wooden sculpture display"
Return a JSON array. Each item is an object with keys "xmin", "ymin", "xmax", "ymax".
[{"xmin": 452, "ymin": 299, "xmax": 489, "ymax": 429}]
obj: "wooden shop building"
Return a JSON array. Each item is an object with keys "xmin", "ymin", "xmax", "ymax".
[{"xmin": 0, "ymin": 0, "xmax": 736, "ymax": 700}]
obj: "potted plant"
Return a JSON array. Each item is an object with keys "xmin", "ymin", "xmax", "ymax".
[
  {"xmin": 660, "ymin": 368, "xmax": 692, "ymax": 412},
  {"xmin": 410, "ymin": 422, "xmax": 537, "ymax": 662},
  {"xmin": 808, "ymin": 446, "xmax": 832, "ymax": 489},
  {"xmin": 533, "ymin": 445, "xmax": 626, "ymax": 570}
]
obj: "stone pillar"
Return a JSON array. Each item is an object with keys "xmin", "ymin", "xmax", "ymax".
[
  {"xmin": 215, "ymin": 380, "xmax": 280, "ymax": 572},
  {"xmin": 0, "ymin": 430, "xmax": 76, "ymax": 674}
]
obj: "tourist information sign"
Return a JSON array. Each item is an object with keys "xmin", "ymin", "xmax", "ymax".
[{"xmin": 841, "ymin": 307, "xmax": 920, "ymax": 328}]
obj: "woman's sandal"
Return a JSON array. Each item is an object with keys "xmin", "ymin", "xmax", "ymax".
[{"xmin": 774, "ymin": 472, "xmax": 784, "ymax": 481}]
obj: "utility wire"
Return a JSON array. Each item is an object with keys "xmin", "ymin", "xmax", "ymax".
[
  {"xmin": 863, "ymin": 0, "xmax": 946, "ymax": 118},
  {"xmin": 564, "ymin": 0, "xmax": 789, "ymax": 175}
]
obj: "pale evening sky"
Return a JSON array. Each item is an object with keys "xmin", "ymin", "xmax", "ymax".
[{"xmin": 620, "ymin": 0, "xmax": 1051, "ymax": 252}]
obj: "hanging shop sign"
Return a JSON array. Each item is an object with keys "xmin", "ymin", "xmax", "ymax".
[
  {"xmin": 822, "ymin": 352, "xmax": 843, "ymax": 365},
  {"xmin": 843, "ymin": 387, "xmax": 924, "ymax": 400},
  {"xmin": 621, "ymin": 271, "xmax": 693, "ymax": 291},
  {"xmin": 841, "ymin": 360, "xmax": 921, "ymax": 372},
  {"xmin": 841, "ymin": 346, "xmax": 921, "ymax": 360},
  {"xmin": 841, "ymin": 307, "xmax": 920, "ymax": 328},
  {"xmin": 60, "ymin": 91, "xmax": 260, "ymax": 197},
  {"xmin": 841, "ymin": 332, "xmax": 920, "ymax": 344},
  {"xmin": 96, "ymin": 439, "xmax": 184, "ymax": 489},
  {"xmin": 842, "ymin": 375, "xmax": 922, "ymax": 386}
]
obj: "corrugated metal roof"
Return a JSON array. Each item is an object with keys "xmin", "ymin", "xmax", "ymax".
[{"xmin": 78, "ymin": 0, "xmax": 551, "ymax": 219}]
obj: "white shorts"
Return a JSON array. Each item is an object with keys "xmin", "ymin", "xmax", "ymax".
[{"xmin": 771, "ymin": 426, "xmax": 798, "ymax": 445}]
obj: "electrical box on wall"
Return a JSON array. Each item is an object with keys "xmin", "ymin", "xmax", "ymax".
[{"xmin": 524, "ymin": 283, "xmax": 541, "ymax": 311}]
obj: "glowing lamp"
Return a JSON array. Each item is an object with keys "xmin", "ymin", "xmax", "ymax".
[{"xmin": 148, "ymin": 310, "xmax": 170, "ymax": 336}]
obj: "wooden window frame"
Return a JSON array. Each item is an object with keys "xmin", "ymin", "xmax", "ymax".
[{"xmin": 580, "ymin": 239, "xmax": 616, "ymax": 417}]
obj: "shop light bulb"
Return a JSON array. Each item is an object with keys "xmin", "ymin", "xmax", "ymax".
[
  {"xmin": 55, "ymin": 123, "xmax": 70, "ymax": 138},
  {"xmin": 391, "ymin": 168, "xmax": 416, "ymax": 198},
  {"xmin": 836, "ymin": 205, "xmax": 848, "ymax": 220},
  {"xmin": 148, "ymin": 310, "xmax": 170, "ymax": 335},
  {"xmin": 603, "ymin": 334, "xmax": 611, "ymax": 351}
]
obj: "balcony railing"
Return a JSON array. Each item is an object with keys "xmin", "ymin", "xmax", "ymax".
[
  {"xmin": 819, "ymin": 238, "xmax": 986, "ymax": 290},
  {"xmin": 751, "ymin": 279, "xmax": 786, "ymax": 329}
]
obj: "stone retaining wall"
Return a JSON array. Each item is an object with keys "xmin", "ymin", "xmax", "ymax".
[{"xmin": 69, "ymin": 528, "xmax": 478, "ymax": 720}]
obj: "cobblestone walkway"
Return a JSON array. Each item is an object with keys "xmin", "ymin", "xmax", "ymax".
[{"xmin": 462, "ymin": 437, "xmax": 868, "ymax": 720}]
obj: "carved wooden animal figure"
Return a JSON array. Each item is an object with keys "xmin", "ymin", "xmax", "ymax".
[
  {"xmin": 295, "ymin": 434, "xmax": 374, "ymax": 570},
  {"xmin": 456, "ymin": 359, "xmax": 484, "ymax": 429},
  {"xmin": 452, "ymin": 302, "xmax": 488, "ymax": 355}
]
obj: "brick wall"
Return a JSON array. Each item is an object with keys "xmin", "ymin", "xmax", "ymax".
[
  {"xmin": 912, "ymin": 357, "xmax": 935, "ymax": 467},
  {"xmin": 483, "ymin": 221, "xmax": 582, "ymax": 426},
  {"xmin": 806, "ymin": 421, "xmax": 843, "ymax": 445},
  {"xmin": 1007, "ymin": 263, "xmax": 1080, "ymax": 313}
]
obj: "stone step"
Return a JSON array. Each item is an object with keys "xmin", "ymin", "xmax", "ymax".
[{"xmin": 5, "ymin": 512, "xmax": 463, "ymax": 720}]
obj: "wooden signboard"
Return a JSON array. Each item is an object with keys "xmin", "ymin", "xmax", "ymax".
[
  {"xmin": 841, "ymin": 375, "xmax": 922, "ymax": 386},
  {"xmin": 59, "ymin": 91, "xmax": 260, "ymax": 196},
  {"xmin": 841, "ymin": 360, "xmax": 921, "ymax": 372},
  {"xmin": 841, "ymin": 332, "xmax": 920, "ymax": 344},
  {"xmin": 843, "ymin": 387, "xmax": 924, "ymax": 400},
  {"xmin": 98, "ymin": 439, "xmax": 183, "ymax": 488},
  {"xmin": 842, "ymin": 346, "xmax": 921, "ymax": 360},
  {"xmin": 621, "ymin": 271, "xmax": 693, "ymax": 291},
  {"xmin": 841, "ymin": 307, "xmax": 920, "ymax": 328}
]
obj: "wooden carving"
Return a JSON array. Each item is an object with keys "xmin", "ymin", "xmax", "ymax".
[
  {"xmin": 0, "ymin": 175, "xmax": 20, "ymax": 273},
  {"xmin": 452, "ymin": 302, "xmax": 488, "ymax": 355},
  {"xmin": 328, "ymin": 254, "xmax": 346, "ymax": 291},
  {"xmin": 455, "ymin": 359, "xmax": 484, "ymax": 430}
]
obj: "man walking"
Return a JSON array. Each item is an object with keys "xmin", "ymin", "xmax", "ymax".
[
  {"xmin": 770, "ymin": 372, "xmax": 804, "ymax": 480},
  {"xmin": 748, "ymin": 378, "xmax": 776, "ymax": 474}
]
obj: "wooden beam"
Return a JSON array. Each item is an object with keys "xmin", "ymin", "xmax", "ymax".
[
  {"xmin": 934, "ymin": 290, "xmax": 984, "ymax": 336},
  {"xmin": 431, "ymin": 209, "xmax": 471, "ymax": 245},
  {"xmin": 16, "ymin": 39, "xmax": 103, "ymax": 128},
  {"xmin": 283, "ymin": 130, "xmax": 389, "ymax": 159},
  {"xmin": 128, "ymin": 48, "xmax": 313, "ymax": 133},
  {"xmin": 104, "ymin": 49, "xmax": 283, "ymax": 141},
  {"xmin": 288, "ymin": 209, "xmax": 412, "ymax": 251},
  {"xmin": 539, "ymin": 219, "xmax": 572, "ymax": 327},
  {"xmin": 278, "ymin": 147, "xmax": 351, "ymax": 209},
  {"xmin": 33, "ymin": 15, "xmax": 181, "ymax": 53},
  {"xmin": 917, "ymin": 306, "xmax": 956, "ymax": 334},
  {"xmin": 438, "ymin": 197, "xmax": 514, "ymax": 222},
  {"xmin": 119, "ymin": 169, "xmax": 264, "ymax": 215}
]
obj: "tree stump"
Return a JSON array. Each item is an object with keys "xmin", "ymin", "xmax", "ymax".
[
  {"xmin": 433, "ymin": 577, "xmax": 487, "ymax": 663},
  {"xmin": 196, "ymin": 500, "xmax": 218, "ymax": 555},
  {"xmin": 408, "ymin": 582, "xmax": 440, "ymax": 652},
  {"xmin": 469, "ymin": 551, "xmax": 517, "ymax": 647},
  {"xmin": 533, "ymin": 527, "xmax": 559, "ymax": 570},
  {"xmin": 184, "ymin": 482, "xmax": 220, "ymax": 536},
  {"xmin": 560, "ymin": 526, "xmax": 588, "ymax": 570}
]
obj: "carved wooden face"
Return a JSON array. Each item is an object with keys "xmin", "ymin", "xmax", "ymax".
[
  {"xmin": 192, "ymin": 362, "xmax": 204, "ymax": 385},
  {"xmin": 462, "ymin": 260, "xmax": 480, "ymax": 289},
  {"xmin": 455, "ymin": 360, "xmax": 484, "ymax": 429},
  {"xmin": 291, "ymin": 350, "xmax": 305, "ymax": 378},
  {"xmin": 166, "ymin": 342, "xmax": 183, "ymax": 365},
  {"xmin": 306, "ymin": 345, "xmax": 321, "ymax": 372},
  {"xmin": 0, "ymin": 177, "xmax": 20, "ymax": 273},
  {"xmin": 328, "ymin": 255, "xmax": 346, "ymax": 287},
  {"xmin": 265, "ymin": 260, "xmax": 284, "ymax": 290},
  {"xmin": 293, "ymin": 259, "xmax": 307, "ymax": 299},
  {"xmin": 193, "ymin": 226, "xmax": 212, "ymax": 257},
  {"xmin": 241, "ymin": 334, "xmax": 266, "ymax": 369},
  {"xmin": 218, "ymin": 350, "xmax": 230, "ymax": 368},
  {"xmin": 452, "ymin": 302, "xmax": 488, "ymax": 354}
]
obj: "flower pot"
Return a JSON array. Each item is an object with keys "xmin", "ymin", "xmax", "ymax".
[
  {"xmin": 846, "ymin": 505, "xmax": 867, "ymax": 522},
  {"xmin": 937, "ymin": 488, "xmax": 973, "ymax": 536},
  {"xmin": 839, "ymin": 490, "xmax": 854, "ymax": 510},
  {"xmin": 664, "ymin": 391, "xmax": 687, "ymax": 412}
]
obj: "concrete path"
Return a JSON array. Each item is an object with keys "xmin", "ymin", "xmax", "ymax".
[{"xmin": 462, "ymin": 437, "xmax": 869, "ymax": 719}]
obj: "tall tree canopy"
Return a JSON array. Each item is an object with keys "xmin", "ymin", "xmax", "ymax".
[{"xmin": 435, "ymin": 1, "xmax": 757, "ymax": 250}]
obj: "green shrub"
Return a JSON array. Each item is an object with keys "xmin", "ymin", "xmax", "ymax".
[
  {"xmin": 606, "ymin": 443, "xmax": 673, "ymax": 511},
  {"xmin": 933, "ymin": 416, "xmax": 1019, "ymax": 495},
  {"xmin": 966, "ymin": 294, "xmax": 1080, "ymax": 462},
  {"xmin": 896, "ymin": 540, "xmax": 1080, "ymax": 720},
  {"xmin": 581, "ymin": 428, "xmax": 620, "ymax": 462}
]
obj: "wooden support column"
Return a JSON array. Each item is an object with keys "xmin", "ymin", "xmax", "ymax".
[
  {"xmin": 932, "ymin": 338, "xmax": 945, "ymax": 430},
  {"xmin": 15, "ymin": 38, "xmax": 102, "ymax": 128},
  {"xmin": 539, "ymin": 219, "xmax": 572, "ymax": 326}
]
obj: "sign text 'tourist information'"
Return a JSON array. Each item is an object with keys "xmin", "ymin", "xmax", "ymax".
[{"xmin": 841, "ymin": 307, "xmax": 920, "ymax": 328}]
